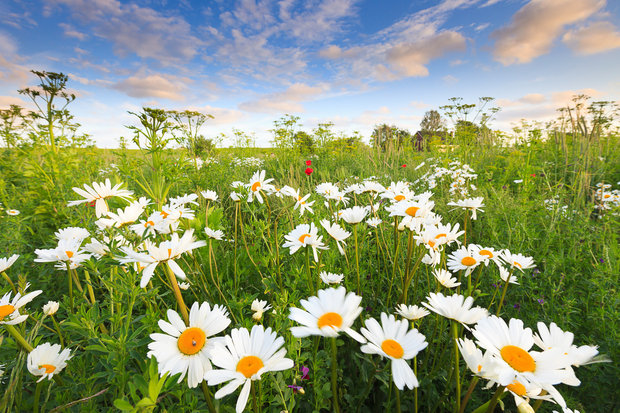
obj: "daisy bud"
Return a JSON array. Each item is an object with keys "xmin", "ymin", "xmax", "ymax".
[
  {"xmin": 43, "ymin": 301, "xmax": 59, "ymax": 316},
  {"xmin": 251, "ymin": 299, "xmax": 272, "ymax": 321},
  {"xmin": 178, "ymin": 282, "xmax": 191, "ymax": 290}
]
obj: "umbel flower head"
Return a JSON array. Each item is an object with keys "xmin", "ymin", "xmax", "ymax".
[
  {"xmin": 27, "ymin": 343, "xmax": 72, "ymax": 382},
  {"xmin": 0, "ymin": 288, "xmax": 43, "ymax": 325},
  {"xmin": 204, "ymin": 325, "xmax": 294, "ymax": 413},
  {"xmin": 148, "ymin": 302, "xmax": 231, "ymax": 388},
  {"xmin": 360, "ymin": 313, "xmax": 428, "ymax": 390},
  {"xmin": 289, "ymin": 286, "xmax": 366, "ymax": 343}
]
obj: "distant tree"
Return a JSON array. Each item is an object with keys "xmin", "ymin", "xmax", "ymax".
[
  {"xmin": 18, "ymin": 70, "xmax": 79, "ymax": 152},
  {"xmin": 293, "ymin": 130, "xmax": 314, "ymax": 154},
  {"xmin": 0, "ymin": 104, "xmax": 25, "ymax": 148},
  {"xmin": 270, "ymin": 114, "xmax": 300, "ymax": 150},
  {"xmin": 168, "ymin": 110, "xmax": 214, "ymax": 154},
  {"xmin": 420, "ymin": 110, "xmax": 445, "ymax": 135},
  {"xmin": 371, "ymin": 124, "xmax": 411, "ymax": 152}
]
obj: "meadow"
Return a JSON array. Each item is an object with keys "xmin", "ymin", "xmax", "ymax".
[{"xmin": 0, "ymin": 94, "xmax": 618, "ymax": 413}]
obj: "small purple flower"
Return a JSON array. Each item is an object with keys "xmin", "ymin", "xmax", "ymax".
[
  {"xmin": 288, "ymin": 384, "xmax": 304, "ymax": 393},
  {"xmin": 365, "ymin": 305, "xmax": 373, "ymax": 312},
  {"xmin": 599, "ymin": 258, "xmax": 605, "ymax": 263},
  {"xmin": 502, "ymin": 185, "xmax": 507, "ymax": 189},
  {"xmin": 513, "ymin": 303, "xmax": 521, "ymax": 310},
  {"xmin": 300, "ymin": 366, "xmax": 309, "ymax": 380},
  {"xmin": 537, "ymin": 298, "xmax": 545, "ymax": 305}
]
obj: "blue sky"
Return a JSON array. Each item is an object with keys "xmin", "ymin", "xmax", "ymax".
[{"xmin": 1, "ymin": 0, "xmax": 619, "ymax": 147}]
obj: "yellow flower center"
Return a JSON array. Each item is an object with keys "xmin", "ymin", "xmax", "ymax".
[
  {"xmin": 317, "ymin": 312, "xmax": 343, "ymax": 329},
  {"xmin": 514, "ymin": 261, "xmax": 522, "ymax": 268},
  {"xmin": 66, "ymin": 251, "xmax": 74, "ymax": 259},
  {"xmin": 0, "ymin": 304, "xmax": 16, "ymax": 318},
  {"xmin": 167, "ymin": 248, "xmax": 172, "ymax": 258},
  {"xmin": 161, "ymin": 211, "xmax": 170, "ymax": 218},
  {"xmin": 177, "ymin": 327, "xmax": 207, "ymax": 355},
  {"xmin": 145, "ymin": 220, "xmax": 154, "ymax": 227},
  {"xmin": 500, "ymin": 345, "xmax": 536, "ymax": 372},
  {"xmin": 507, "ymin": 380, "xmax": 527, "ymax": 396},
  {"xmin": 461, "ymin": 256, "xmax": 477, "ymax": 266},
  {"xmin": 476, "ymin": 364, "xmax": 482, "ymax": 373},
  {"xmin": 394, "ymin": 195, "xmax": 405, "ymax": 201},
  {"xmin": 428, "ymin": 240, "xmax": 436, "ymax": 248},
  {"xmin": 251, "ymin": 181, "xmax": 261, "ymax": 192},
  {"xmin": 298, "ymin": 234, "xmax": 311, "ymax": 243},
  {"xmin": 237, "ymin": 355, "xmax": 264, "ymax": 378},
  {"xmin": 381, "ymin": 339, "xmax": 404, "ymax": 359},
  {"xmin": 435, "ymin": 233, "xmax": 447, "ymax": 239},
  {"xmin": 39, "ymin": 364, "xmax": 56, "ymax": 374},
  {"xmin": 479, "ymin": 249, "xmax": 493, "ymax": 258},
  {"xmin": 405, "ymin": 206, "xmax": 419, "ymax": 217}
]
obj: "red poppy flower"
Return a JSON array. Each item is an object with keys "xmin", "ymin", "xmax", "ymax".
[
  {"xmin": 305, "ymin": 160, "xmax": 312, "ymax": 166},
  {"xmin": 305, "ymin": 167, "xmax": 313, "ymax": 175},
  {"xmin": 401, "ymin": 164, "xmax": 407, "ymax": 168}
]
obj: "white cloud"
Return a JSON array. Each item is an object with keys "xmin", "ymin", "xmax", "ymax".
[
  {"xmin": 386, "ymin": 31, "xmax": 467, "ymax": 77},
  {"xmin": 491, "ymin": 0, "xmax": 605, "ymax": 65},
  {"xmin": 239, "ymin": 83, "xmax": 329, "ymax": 113},
  {"xmin": 0, "ymin": 95, "xmax": 28, "ymax": 108},
  {"xmin": 112, "ymin": 74, "xmax": 192, "ymax": 101},
  {"xmin": 563, "ymin": 21, "xmax": 620, "ymax": 55},
  {"xmin": 59, "ymin": 22, "xmax": 88, "ymax": 40},
  {"xmin": 47, "ymin": 0, "xmax": 203, "ymax": 65}
]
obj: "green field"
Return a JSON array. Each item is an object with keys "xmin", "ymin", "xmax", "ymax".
[{"xmin": 1, "ymin": 100, "xmax": 619, "ymax": 413}]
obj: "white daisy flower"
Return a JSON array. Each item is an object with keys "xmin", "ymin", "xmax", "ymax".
[
  {"xmin": 95, "ymin": 197, "xmax": 150, "ymax": 229},
  {"xmin": 205, "ymin": 227, "xmax": 224, "ymax": 240},
  {"xmin": 339, "ymin": 206, "xmax": 369, "ymax": 224},
  {"xmin": 67, "ymin": 178, "xmax": 134, "ymax": 217},
  {"xmin": 293, "ymin": 192, "xmax": 315, "ymax": 216},
  {"xmin": 447, "ymin": 197, "xmax": 485, "ymax": 220},
  {"xmin": 433, "ymin": 269, "xmax": 461, "ymax": 289},
  {"xmin": 366, "ymin": 217, "xmax": 383, "ymax": 228},
  {"xmin": 27, "ymin": 343, "xmax": 72, "ymax": 382},
  {"xmin": 457, "ymin": 337, "xmax": 501, "ymax": 380},
  {"xmin": 251, "ymin": 299, "xmax": 272, "ymax": 321},
  {"xmin": 54, "ymin": 227, "xmax": 90, "ymax": 243},
  {"xmin": 0, "ymin": 254, "xmax": 19, "ymax": 273},
  {"xmin": 6, "ymin": 209, "xmax": 20, "ymax": 216},
  {"xmin": 360, "ymin": 313, "xmax": 428, "ymax": 390},
  {"xmin": 204, "ymin": 325, "xmax": 294, "ymax": 413},
  {"xmin": 289, "ymin": 286, "xmax": 366, "ymax": 343},
  {"xmin": 0, "ymin": 288, "xmax": 42, "ymax": 325},
  {"xmin": 499, "ymin": 266, "xmax": 519, "ymax": 285},
  {"xmin": 471, "ymin": 316, "xmax": 573, "ymax": 401},
  {"xmin": 319, "ymin": 271, "xmax": 344, "ymax": 285},
  {"xmin": 422, "ymin": 292, "xmax": 488, "ymax": 325},
  {"xmin": 201, "ymin": 190, "xmax": 219, "ymax": 202},
  {"xmin": 42, "ymin": 301, "xmax": 59, "ymax": 316},
  {"xmin": 247, "ymin": 170, "xmax": 275, "ymax": 204},
  {"xmin": 148, "ymin": 302, "xmax": 231, "ymax": 388},
  {"xmin": 320, "ymin": 219, "xmax": 351, "ymax": 255},
  {"xmin": 169, "ymin": 193, "xmax": 199, "ymax": 207},
  {"xmin": 395, "ymin": 304, "xmax": 429, "ymax": 321},
  {"xmin": 500, "ymin": 250, "xmax": 535, "ymax": 272},
  {"xmin": 447, "ymin": 244, "xmax": 484, "ymax": 276},
  {"xmin": 282, "ymin": 223, "xmax": 328, "ymax": 262},
  {"xmin": 120, "ymin": 229, "xmax": 207, "ymax": 288}
]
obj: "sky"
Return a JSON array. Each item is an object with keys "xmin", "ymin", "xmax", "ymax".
[{"xmin": 1, "ymin": 0, "xmax": 619, "ymax": 148}]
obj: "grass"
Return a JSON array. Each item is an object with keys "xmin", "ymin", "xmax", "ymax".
[{"xmin": 0, "ymin": 129, "xmax": 618, "ymax": 412}]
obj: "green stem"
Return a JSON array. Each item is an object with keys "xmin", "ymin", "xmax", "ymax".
[
  {"xmin": 251, "ymin": 381, "xmax": 259, "ymax": 413},
  {"xmin": 330, "ymin": 337, "xmax": 341, "ymax": 413},
  {"xmin": 200, "ymin": 382, "xmax": 217, "ymax": 413},
  {"xmin": 50, "ymin": 315, "xmax": 64, "ymax": 347},
  {"xmin": 66, "ymin": 263, "xmax": 73, "ymax": 313},
  {"xmin": 164, "ymin": 262, "xmax": 189, "ymax": 324},
  {"xmin": 353, "ymin": 224, "xmax": 360, "ymax": 294},
  {"xmin": 495, "ymin": 269, "xmax": 515, "ymax": 315},
  {"xmin": 452, "ymin": 321, "xmax": 461, "ymax": 413},
  {"xmin": 1, "ymin": 271, "xmax": 16, "ymax": 294},
  {"xmin": 33, "ymin": 381, "xmax": 43, "ymax": 413},
  {"xmin": 395, "ymin": 383, "xmax": 401, "ymax": 413},
  {"xmin": 484, "ymin": 386, "xmax": 505, "ymax": 413},
  {"xmin": 460, "ymin": 376, "xmax": 479, "ymax": 413},
  {"xmin": 414, "ymin": 356, "xmax": 419, "ymax": 413},
  {"xmin": 4, "ymin": 324, "xmax": 33, "ymax": 352}
]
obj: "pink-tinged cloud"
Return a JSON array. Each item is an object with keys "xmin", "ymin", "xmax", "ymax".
[
  {"xmin": 385, "ymin": 31, "xmax": 466, "ymax": 77},
  {"xmin": 239, "ymin": 83, "xmax": 328, "ymax": 113},
  {"xmin": 112, "ymin": 74, "xmax": 191, "ymax": 101},
  {"xmin": 563, "ymin": 21, "xmax": 620, "ymax": 55},
  {"xmin": 491, "ymin": 0, "xmax": 605, "ymax": 65}
]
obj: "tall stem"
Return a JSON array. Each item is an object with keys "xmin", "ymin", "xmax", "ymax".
[
  {"xmin": 484, "ymin": 386, "xmax": 505, "ymax": 413},
  {"xmin": 164, "ymin": 262, "xmax": 189, "ymax": 323},
  {"xmin": 452, "ymin": 321, "xmax": 461, "ymax": 413},
  {"xmin": 353, "ymin": 224, "xmax": 361, "ymax": 294},
  {"xmin": 495, "ymin": 268, "xmax": 515, "ymax": 315},
  {"xmin": 330, "ymin": 337, "xmax": 341, "ymax": 413},
  {"xmin": 460, "ymin": 376, "xmax": 479, "ymax": 413}
]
